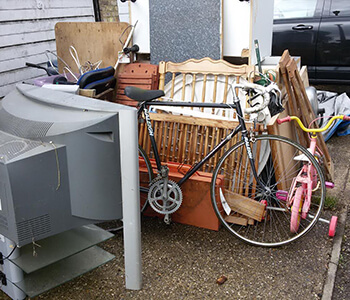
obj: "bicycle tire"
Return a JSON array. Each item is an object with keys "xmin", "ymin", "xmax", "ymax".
[
  {"xmin": 138, "ymin": 145, "xmax": 154, "ymax": 212},
  {"xmin": 290, "ymin": 186, "xmax": 303, "ymax": 233},
  {"xmin": 210, "ymin": 134, "xmax": 325, "ymax": 247}
]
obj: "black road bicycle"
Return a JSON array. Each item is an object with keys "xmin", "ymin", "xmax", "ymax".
[{"xmin": 125, "ymin": 82, "xmax": 325, "ymax": 247}]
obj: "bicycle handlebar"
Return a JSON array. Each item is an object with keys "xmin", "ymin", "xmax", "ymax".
[
  {"xmin": 277, "ymin": 116, "xmax": 292, "ymax": 124},
  {"xmin": 277, "ymin": 115, "xmax": 350, "ymax": 133},
  {"xmin": 236, "ymin": 82, "xmax": 280, "ymax": 114}
]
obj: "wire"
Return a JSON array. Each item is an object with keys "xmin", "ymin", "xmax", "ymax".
[
  {"xmin": 49, "ymin": 141, "xmax": 61, "ymax": 191},
  {"xmin": 69, "ymin": 46, "xmax": 83, "ymax": 75},
  {"xmin": 63, "ymin": 67, "xmax": 79, "ymax": 82},
  {"xmin": 1, "ymin": 245, "xmax": 17, "ymax": 263},
  {"xmin": 45, "ymin": 50, "xmax": 71, "ymax": 71}
]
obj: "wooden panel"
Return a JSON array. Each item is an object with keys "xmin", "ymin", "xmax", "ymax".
[
  {"xmin": 55, "ymin": 22, "xmax": 130, "ymax": 74},
  {"xmin": 0, "ymin": 41, "xmax": 56, "ymax": 62},
  {"xmin": 0, "ymin": 17, "xmax": 92, "ymax": 48},
  {"xmin": 1, "ymin": 0, "xmax": 92, "ymax": 10},
  {"xmin": 224, "ymin": 191, "xmax": 265, "ymax": 222},
  {"xmin": 273, "ymin": 50, "xmax": 333, "ymax": 181},
  {"xmin": 0, "ymin": 16, "xmax": 92, "ymax": 36},
  {"xmin": 0, "ymin": 0, "xmax": 95, "ymax": 98},
  {"xmin": 0, "ymin": 7, "xmax": 93, "ymax": 22},
  {"xmin": 0, "ymin": 49, "xmax": 52, "ymax": 73},
  {"xmin": 0, "ymin": 67, "xmax": 47, "ymax": 86}
]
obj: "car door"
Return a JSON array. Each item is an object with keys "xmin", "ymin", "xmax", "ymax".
[
  {"xmin": 316, "ymin": 0, "xmax": 350, "ymax": 82},
  {"xmin": 272, "ymin": 0, "xmax": 325, "ymax": 79}
]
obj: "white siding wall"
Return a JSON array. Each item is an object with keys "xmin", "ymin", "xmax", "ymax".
[{"xmin": 0, "ymin": 0, "xmax": 95, "ymax": 97}]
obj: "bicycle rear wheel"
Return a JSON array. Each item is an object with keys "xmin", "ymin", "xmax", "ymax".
[
  {"xmin": 210, "ymin": 135, "xmax": 325, "ymax": 247},
  {"xmin": 138, "ymin": 145, "xmax": 154, "ymax": 212}
]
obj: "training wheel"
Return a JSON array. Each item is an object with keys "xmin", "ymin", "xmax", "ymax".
[{"xmin": 328, "ymin": 216, "xmax": 338, "ymax": 237}]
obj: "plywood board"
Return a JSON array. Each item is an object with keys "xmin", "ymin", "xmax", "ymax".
[{"xmin": 55, "ymin": 22, "xmax": 130, "ymax": 74}]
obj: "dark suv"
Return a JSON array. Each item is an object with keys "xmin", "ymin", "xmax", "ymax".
[{"xmin": 272, "ymin": 0, "xmax": 350, "ymax": 83}]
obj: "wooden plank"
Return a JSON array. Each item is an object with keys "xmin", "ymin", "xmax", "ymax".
[
  {"xmin": 149, "ymin": 112, "xmax": 246, "ymax": 129},
  {"xmin": 225, "ymin": 214, "xmax": 248, "ymax": 226},
  {"xmin": 0, "ymin": 31, "xmax": 55, "ymax": 48},
  {"xmin": 224, "ymin": 191, "xmax": 265, "ymax": 222},
  {"xmin": 55, "ymin": 22, "xmax": 130, "ymax": 73},
  {"xmin": 79, "ymin": 89, "xmax": 96, "ymax": 98},
  {"xmin": 279, "ymin": 50, "xmax": 298, "ymax": 118},
  {"xmin": 163, "ymin": 57, "xmax": 254, "ymax": 76},
  {"xmin": 278, "ymin": 50, "xmax": 333, "ymax": 181},
  {"xmin": 0, "ymin": 8, "xmax": 93, "ymax": 22},
  {"xmin": 0, "ymin": 67, "xmax": 46, "ymax": 87},
  {"xmin": 225, "ymin": 213, "xmax": 255, "ymax": 226},
  {"xmin": 299, "ymin": 66, "xmax": 309, "ymax": 88},
  {"xmin": 0, "ymin": 17, "xmax": 92, "ymax": 36},
  {"xmin": 0, "ymin": 41, "xmax": 56, "ymax": 62},
  {"xmin": 0, "ymin": 53, "xmax": 49, "ymax": 73},
  {"xmin": 0, "ymin": 0, "xmax": 92, "ymax": 10}
]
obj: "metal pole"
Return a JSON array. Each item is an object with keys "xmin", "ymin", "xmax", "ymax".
[{"xmin": 119, "ymin": 108, "xmax": 142, "ymax": 290}]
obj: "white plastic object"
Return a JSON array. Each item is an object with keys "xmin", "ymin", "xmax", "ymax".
[{"xmin": 42, "ymin": 84, "xmax": 79, "ymax": 94}]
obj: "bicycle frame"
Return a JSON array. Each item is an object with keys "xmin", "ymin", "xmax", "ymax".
[
  {"xmin": 279, "ymin": 114, "xmax": 348, "ymax": 224},
  {"xmin": 139, "ymin": 98, "xmax": 261, "ymax": 188}
]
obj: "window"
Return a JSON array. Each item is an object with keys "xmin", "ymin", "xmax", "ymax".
[
  {"xmin": 330, "ymin": 0, "xmax": 350, "ymax": 16},
  {"xmin": 274, "ymin": 0, "xmax": 318, "ymax": 19}
]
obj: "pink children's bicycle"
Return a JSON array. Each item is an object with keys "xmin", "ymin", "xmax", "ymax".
[{"xmin": 277, "ymin": 114, "xmax": 350, "ymax": 237}]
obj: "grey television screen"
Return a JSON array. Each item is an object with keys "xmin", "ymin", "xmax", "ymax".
[{"xmin": 0, "ymin": 84, "xmax": 136, "ymax": 246}]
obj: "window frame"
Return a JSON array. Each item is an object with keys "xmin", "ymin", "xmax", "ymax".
[
  {"xmin": 329, "ymin": 0, "xmax": 350, "ymax": 17},
  {"xmin": 273, "ymin": 0, "xmax": 325, "ymax": 20}
]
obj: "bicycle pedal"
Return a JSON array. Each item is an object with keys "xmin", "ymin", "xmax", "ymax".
[
  {"xmin": 325, "ymin": 181, "xmax": 335, "ymax": 189},
  {"xmin": 276, "ymin": 190, "xmax": 288, "ymax": 201}
]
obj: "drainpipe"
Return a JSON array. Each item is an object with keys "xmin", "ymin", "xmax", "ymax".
[{"xmin": 93, "ymin": 0, "xmax": 102, "ymax": 22}]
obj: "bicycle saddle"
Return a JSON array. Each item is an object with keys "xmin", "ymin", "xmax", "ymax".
[{"xmin": 124, "ymin": 86, "xmax": 165, "ymax": 101}]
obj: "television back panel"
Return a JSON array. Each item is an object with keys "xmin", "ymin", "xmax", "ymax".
[{"xmin": 0, "ymin": 84, "xmax": 137, "ymax": 246}]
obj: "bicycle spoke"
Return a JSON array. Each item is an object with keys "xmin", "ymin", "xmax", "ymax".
[{"xmin": 211, "ymin": 135, "xmax": 325, "ymax": 247}]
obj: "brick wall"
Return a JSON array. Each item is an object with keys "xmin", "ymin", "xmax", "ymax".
[{"xmin": 99, "ymin": 0, "xmax": 119, "ymax": 22}]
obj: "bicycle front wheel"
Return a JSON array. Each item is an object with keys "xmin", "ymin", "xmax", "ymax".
[{"xmin": 211, "ymin": 135, "xmax": 325, "ymax": 247}]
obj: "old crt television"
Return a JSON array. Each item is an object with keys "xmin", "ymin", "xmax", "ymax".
[{"xmin": 0, "ymin": 84, "xmax": 136, "ymax": 246}]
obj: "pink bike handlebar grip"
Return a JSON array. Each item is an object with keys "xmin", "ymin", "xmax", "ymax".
[
  {"xmin": 343, "ymin": 115, "xmax": 350, "ymax": 121},
  {"xmin": 325, "ymin": 181, "xmax": 335, "ymax": 189},
  {"xmin": 277, "ymin": 116, "xmax": 291, "ymax": 124}
]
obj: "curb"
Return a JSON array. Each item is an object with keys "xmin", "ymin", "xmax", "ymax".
[{"xmin": 322, "ymin": 208, "xmax": 348, "ymax": 300}]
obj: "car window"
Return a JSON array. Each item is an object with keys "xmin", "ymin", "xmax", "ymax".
[
  {"xmin": 330, "ymin": 0, "xmax": 350, "ymax": 16},
  {"xmin": 274, "ymin": 0, "xmax": 318, "ymax": 19}
]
